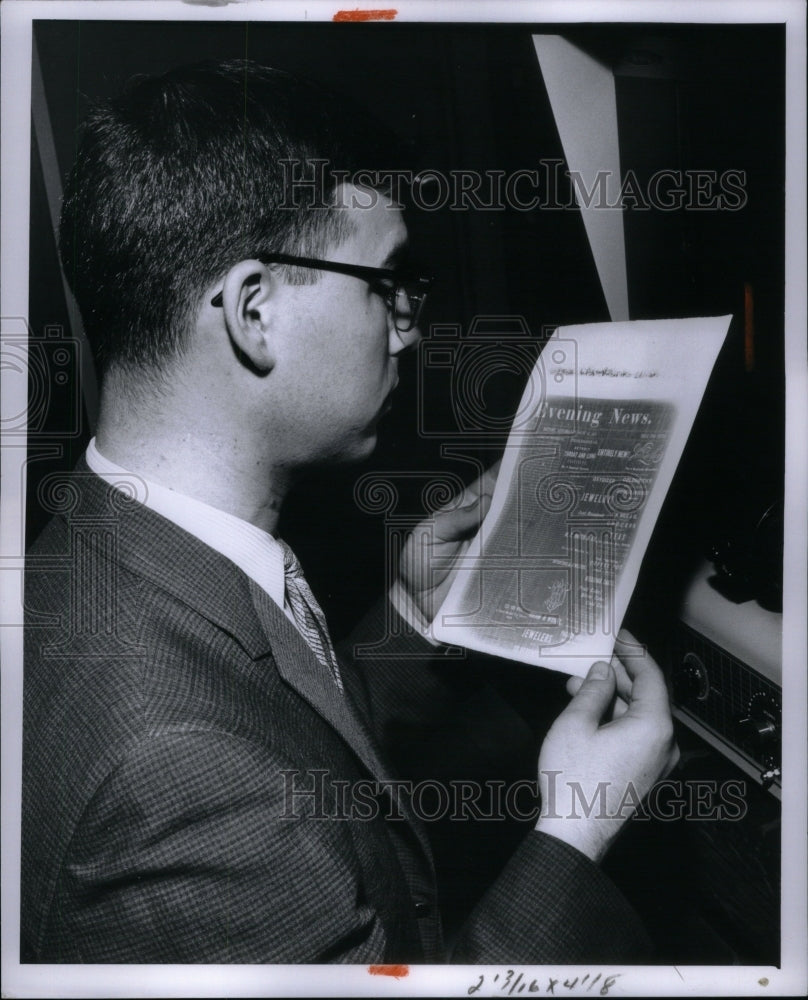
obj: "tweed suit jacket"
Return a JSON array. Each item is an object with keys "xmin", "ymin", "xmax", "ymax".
[{"xmin": 22, "ymin": 461, "xmax": 651, "ymax": 964}]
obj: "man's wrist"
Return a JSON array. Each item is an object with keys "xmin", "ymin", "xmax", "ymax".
[{"xmin": 534, "ymin": 815, "xmax": 619, "ymax": 865}]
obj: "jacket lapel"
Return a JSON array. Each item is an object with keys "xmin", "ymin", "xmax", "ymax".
[{"xmin": 248, "ymin": 581, "xmax": 435, "ymax": 868}]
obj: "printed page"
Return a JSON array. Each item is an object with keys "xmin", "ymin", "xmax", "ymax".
[{"xmin": 432, "ymin": 316, "xmax": 732, "ymax": 675}]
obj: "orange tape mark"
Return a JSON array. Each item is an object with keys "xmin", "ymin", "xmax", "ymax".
[
  {"xmin": 368, "ymin": 964, "xmax": 410, "ymax": 977},
  {"xmin": 333, "ymin": 9, "xmax": 398, "ymax": 21}
]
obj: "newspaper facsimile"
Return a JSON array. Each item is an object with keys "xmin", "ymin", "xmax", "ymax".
[{"xmin": 431, "ymin": 315, "xmax": 732, "ymax": 676}]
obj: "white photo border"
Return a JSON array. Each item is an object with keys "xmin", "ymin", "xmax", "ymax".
[{"xmin": 2, "ymin": 1, "xmax": 806, "ymax": 997}]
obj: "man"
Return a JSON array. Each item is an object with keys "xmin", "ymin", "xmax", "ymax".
[{"xmin": 22, "ymin": 60, "xmax": 677, "ymax": 963}]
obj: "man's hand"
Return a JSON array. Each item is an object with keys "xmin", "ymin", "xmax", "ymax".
[
  {"xmin": 535, "ymin": 631, "xmax": 679, "ymax": 863},
  {"xmin": 397, "ymin": 463, "xmax": 499, "ymax": 621}
]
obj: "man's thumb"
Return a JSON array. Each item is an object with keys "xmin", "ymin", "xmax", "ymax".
[{"xmin": 565, "ymin": 661, "xmax": 616, "ymax": 724}]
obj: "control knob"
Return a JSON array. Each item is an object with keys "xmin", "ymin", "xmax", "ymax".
[
  {"xmin": 673, "ymin": 652, "xmax": 710, "ymax": 705},
  {"xmin": 735, "ymin": 691, "xmax": 781, "ymax": 764}
]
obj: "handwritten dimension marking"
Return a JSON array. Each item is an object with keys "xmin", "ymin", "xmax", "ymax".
[{"xmin": 467, "ymin": 970, "xmax": 623, "ymax": 996}]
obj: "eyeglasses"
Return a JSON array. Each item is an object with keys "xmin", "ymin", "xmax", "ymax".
[{"xmin": 210, "ymin": 252, "xmax": 433, "ymax": 333}]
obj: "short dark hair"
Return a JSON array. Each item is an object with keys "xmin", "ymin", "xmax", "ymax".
[{"xmin": 59, "ymin": 60, "xmax": 393, "ymax": 377}]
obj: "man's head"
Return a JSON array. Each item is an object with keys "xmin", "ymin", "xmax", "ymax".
[
  {"xmin": 65, "ymin": 60, "xmax": 428, "ymax": 480},
  {"xmin": 59, "ymin": 60, "xmax": 395, "ymax": 381},
  {"xmin": 223, "ymin": 181, "xmax": 422, "ymax": 467}
]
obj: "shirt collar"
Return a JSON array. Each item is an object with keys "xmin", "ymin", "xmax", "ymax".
[{"xmin": 85, "ymin": 437, "xmax": 286, "ymax": 612}]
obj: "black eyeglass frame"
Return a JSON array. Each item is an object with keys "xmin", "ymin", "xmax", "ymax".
[{"xmin": 210, "ymin": 252, "xmax": 433, "ymax": 332}]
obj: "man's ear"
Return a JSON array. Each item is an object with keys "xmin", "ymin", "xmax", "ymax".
[{"xmin": 219, "ymin": 260, "xmax": 279, "ymax": 372}]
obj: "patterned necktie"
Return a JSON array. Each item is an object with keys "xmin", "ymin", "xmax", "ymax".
[{"xmin": 278, "ymin": 540, "xmax": 343, "ymax": 692}]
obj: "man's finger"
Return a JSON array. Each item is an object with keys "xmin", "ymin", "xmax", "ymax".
[
  {"xmin": 612, "ymin": 631, "xmax": 670, "ymax": 719},
  {"xmin": 448, "ymin": 461, "xmax": 501, "ymax": 509},
  {"xmin": 614, "ymin": 628, "xmax": 648, "ymax": 660},
  {"xmin": 565, "ymin": 675, "xmax": 584, "ymax": 698},
  {"xmin": 612, "ymin": 694, "xmax": 630, "ymax": 719},
  {"xmin": 608, "ymin": 648, "xmax": 633, "ymax": 702},
  {"xmin": 432, "ymin": 491, "xmax": 491, "ymax": 544},
  {"xmin": 466, "ymin": 460, "xmax": 501, "ymax": 498},
  {"xmin": 560, "ymin": 661, "xmax": 616, "ymax": 729},
  {"xmin": 567, "ymin": 672, "xmax": 629, "ymax": 721}
]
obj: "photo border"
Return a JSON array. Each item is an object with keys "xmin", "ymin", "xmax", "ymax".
[{"xmin": 2, "ymin": 1, "xmax": 805, "ymax": 996}]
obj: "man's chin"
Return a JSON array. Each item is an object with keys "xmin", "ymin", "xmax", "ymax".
[
  {"xmin": 349, "ymin": 430, "xmax": 380, "ymax": 462},
  {"xmin": 323, "ymin": 429, "xmax": 380, "ymax": 466}
]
